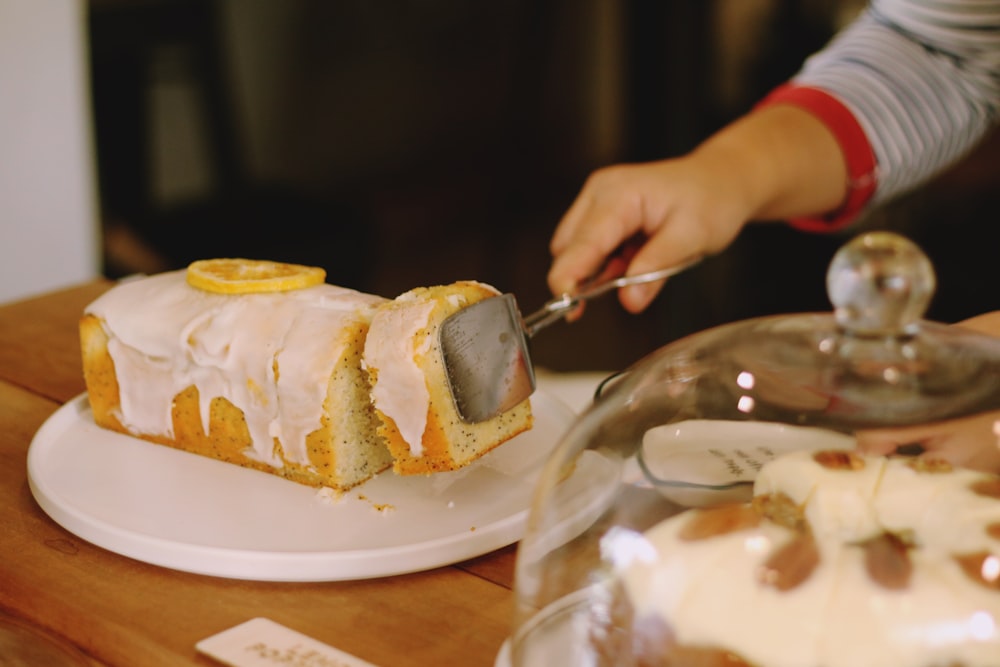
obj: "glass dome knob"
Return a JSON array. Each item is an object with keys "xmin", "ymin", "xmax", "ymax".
[{"xmin": 826, "ymin": 231, "xmax": 936, "ymax": 337}]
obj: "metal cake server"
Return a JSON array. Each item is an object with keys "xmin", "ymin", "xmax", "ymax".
[{"xmin": 439, "ymin": 256, "xmax": 700, "ymax": 422}]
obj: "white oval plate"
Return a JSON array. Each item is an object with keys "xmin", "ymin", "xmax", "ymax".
[{"xmin": 27, "ymin": 391, "xmax": 573, "ymax": 581}]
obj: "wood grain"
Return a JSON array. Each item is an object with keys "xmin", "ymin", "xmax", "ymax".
[{"xmin": 0, "ymin": 281, "xmax": 110, "ymax": 402}]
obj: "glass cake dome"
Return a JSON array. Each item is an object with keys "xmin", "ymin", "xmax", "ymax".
[{"xmin": 510, "ymin": 232, "xmax": 1000, "ymax": 667}]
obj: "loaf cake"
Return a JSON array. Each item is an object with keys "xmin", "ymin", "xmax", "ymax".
[
  {"xmin": 364, "ymin": 281, "xmax": 534, "ymax": 475},
  {"xmin": 80, "ymin": 260, "xmax": 533, "ymax": 491},
  {"xmin": 614, "ymin": 450, "xmax": 1000, "ymax": 667}
]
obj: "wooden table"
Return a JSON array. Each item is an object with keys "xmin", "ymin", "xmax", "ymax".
[{"xmin": 0, "ymin": 280, "xmax": 519, "ymax": 667}]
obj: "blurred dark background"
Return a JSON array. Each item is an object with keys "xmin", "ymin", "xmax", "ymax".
[{"xmin": 88, "ymin": 0, "xmax": 1000, "ymax": 373}]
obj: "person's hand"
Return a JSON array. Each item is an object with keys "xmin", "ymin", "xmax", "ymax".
[
  {"xmin": 955, "ymin": 309, "xmax": 1000, "ymax": 338},
  {"xmin": 546, "ymin": 104, "xmax": 850, "ymax": 316},
  {"xmin": 856, "ymin": 412, "xmax": 1000, "ymax": 474},
  {"xmin": 547, "ymin": 153, "xmax": 751, "ymax": 316},
  {"xmin": 855, "ymin": 311, "xmax": 1000, "ymax": 474}
]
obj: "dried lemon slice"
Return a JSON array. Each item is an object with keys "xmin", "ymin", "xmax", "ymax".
[{"xmin": 186, "ymin": 258, "xmax": 326, "ymax": 295}]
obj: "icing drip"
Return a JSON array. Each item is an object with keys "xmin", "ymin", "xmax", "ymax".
[{"xmin": 363, "ymin": 297, "xmax": 434, "ymax": 456}]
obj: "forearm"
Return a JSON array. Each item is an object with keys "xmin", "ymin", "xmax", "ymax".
[
  {"xmin": 958, "ymin": 311, "xmax": 1000, "ymax": 338},
  {"xmin": 692, "ymin": 103, "xmax": 850, "ymax": 223}
]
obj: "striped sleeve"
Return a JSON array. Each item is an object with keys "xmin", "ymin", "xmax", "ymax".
[{"xmin": 778, "ymin": 0, "xmax": 1000, "ymax": 223}]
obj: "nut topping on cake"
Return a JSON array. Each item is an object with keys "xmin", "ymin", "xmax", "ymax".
[
  {"xmin": 678, "ymin": 504, "xmax": 762, "ymax": 541},
  {"xmin": 862, "ymin": 532, "xmax": 914, "ymax": 590},
  {"xmin": 752, "ymin": 492, "xmax": 806, "ymax": 532},
  {"xmin": 906, "ymin": 456, "xmax": 953, "ymax": 473},
  {"xmin": 757, "ymin": 532, "xmax": 819, "ymax": 591},
  {"xmin": 971, "ymin": 478, "xmax": 1000, "ymax": 500},
  {"xmin": 812, "ymin": 449, "xmax": 865, "ymax": 470}
]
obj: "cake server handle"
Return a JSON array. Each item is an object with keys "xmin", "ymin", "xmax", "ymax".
[{"xmin": 522, "ymin": 257, "xmax": 700, "ymax": 337}]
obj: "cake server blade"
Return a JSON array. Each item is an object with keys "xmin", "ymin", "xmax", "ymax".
[{"xmin": 440, "ymin": 256, "xmax": 699, "ymax": 423}]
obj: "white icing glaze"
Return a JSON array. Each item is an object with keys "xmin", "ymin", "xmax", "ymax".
[
  {"xmin": 362, "ymin": 281, "xmax": 499, "ymax": 458},
  {"xmin": 621, "ymin": 452, "xmax": 1000, "ymax": 667},
  {"xmin": 363, "ymin": 296, "xmax": 434, "ymax": 456},
  {"xmin": 86, "ymin": 270, "xmax": 386, "ymax": 468}
]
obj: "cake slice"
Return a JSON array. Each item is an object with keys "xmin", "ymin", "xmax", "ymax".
[{"xmin": 363, "ymin": 281, "xmax": 534, "ymax": 475}]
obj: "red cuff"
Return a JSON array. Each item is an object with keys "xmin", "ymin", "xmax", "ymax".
[{"xmin": 757, "ymin": 84, "xmax": 877, "ymax": 232}]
